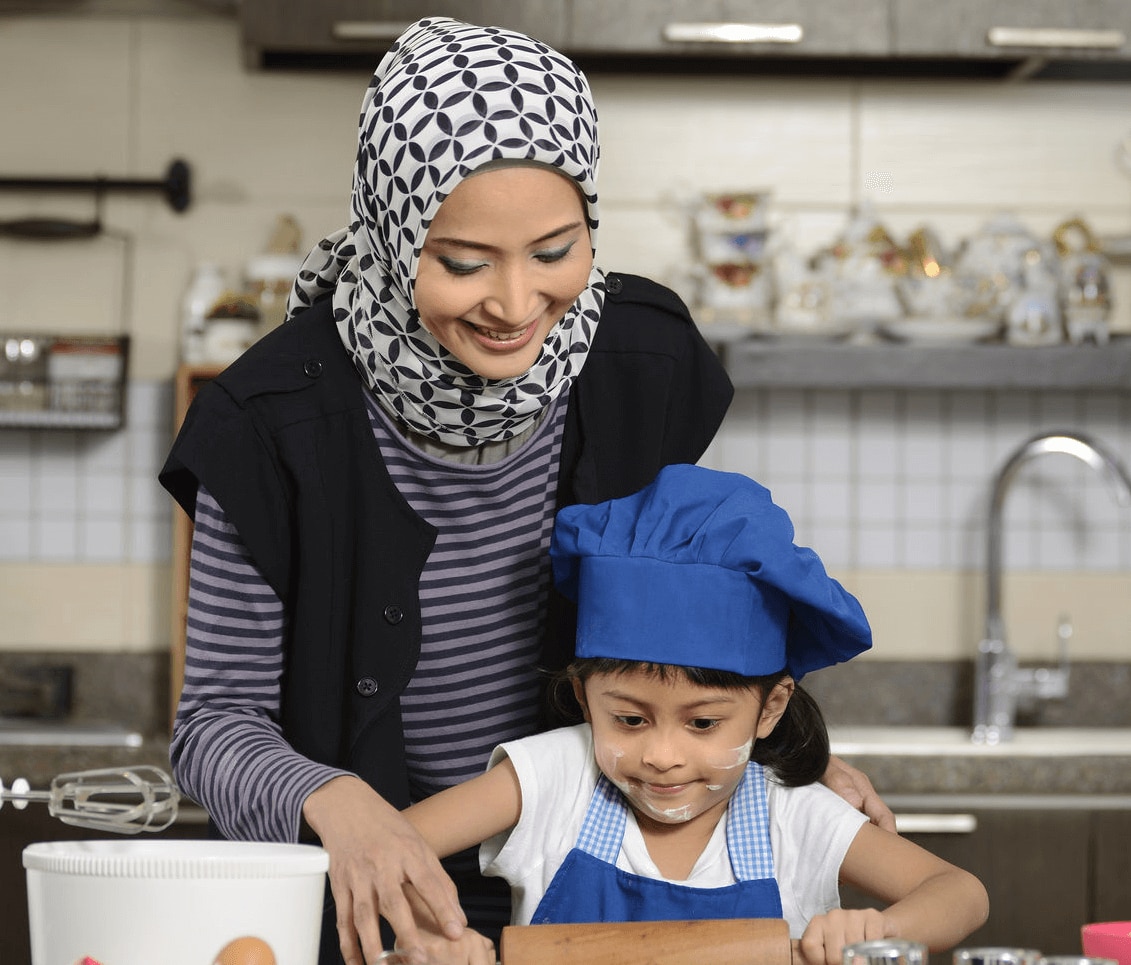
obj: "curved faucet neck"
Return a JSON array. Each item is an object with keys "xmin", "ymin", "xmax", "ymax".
[{"xmin": 984, "ymin": 430, "xmax": 1131, "ymax": 642}]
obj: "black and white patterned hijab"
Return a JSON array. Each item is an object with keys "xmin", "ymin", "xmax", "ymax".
[{"xmin": 286, "ymin": 17, "xmax": 605, "ymax": 446}]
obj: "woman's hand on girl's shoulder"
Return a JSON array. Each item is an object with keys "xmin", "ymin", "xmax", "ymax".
[{"xmin": 821, "ymin": 755, "xmax": 897, "ymax": 832}]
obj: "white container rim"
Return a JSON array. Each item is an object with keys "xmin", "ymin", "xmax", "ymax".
[{"xmin": 23, "ymin": 840, "xmax": 329, "ymax": 879}]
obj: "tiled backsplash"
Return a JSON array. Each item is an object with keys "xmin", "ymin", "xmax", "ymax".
[
  {"xmin": 0, "ymin": 381, "xmax": 172, "ymax": 564},
  {"xmin": 708, "ymin": 386, "xmax": 1131, "ymax": 572},
  {"xmin": 2, "ymin": 377, "xmax": 1129, "ymax": 573}
]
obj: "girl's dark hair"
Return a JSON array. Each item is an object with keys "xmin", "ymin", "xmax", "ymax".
[{"xmin": 554, "ymin": 657, "xmax": 830, "ymax": 787}]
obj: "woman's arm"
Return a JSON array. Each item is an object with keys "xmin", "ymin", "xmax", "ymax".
[
  {"xmin": 173, "ymin": 486, "xmax": 350, "ymax": 841},
  {"xmin": 178, "ymin": 487, "xmax": 469, "ymax": 965},
  {"xmin": 798, "ymin": 822, "xmax": 989, "ymax": 965}
]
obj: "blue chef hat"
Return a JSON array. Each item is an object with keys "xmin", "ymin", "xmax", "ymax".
[{"xmin": 550, "ymin": 464, "xmax": 872, "ymax": 679}]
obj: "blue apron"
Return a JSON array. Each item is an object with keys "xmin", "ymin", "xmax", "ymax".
[{"xmin": 531, "ymin": 763, "xmax": 784, "ymax": 924}]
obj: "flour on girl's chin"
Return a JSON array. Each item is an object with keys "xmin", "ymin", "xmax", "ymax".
[{"xmin": 642, "ymin": 802, "xmax": 694, "ymax": 823}]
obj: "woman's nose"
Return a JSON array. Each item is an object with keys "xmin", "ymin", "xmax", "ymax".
[{"xmin": 483, "ymin": 265, "xmax": 539, "ymax": 324}]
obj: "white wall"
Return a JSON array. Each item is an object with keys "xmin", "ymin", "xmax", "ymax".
[{"xmin": 1, "ymin": 8, "xmax": 1129, "ymax": 660}]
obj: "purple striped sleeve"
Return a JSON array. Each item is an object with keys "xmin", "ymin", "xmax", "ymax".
[{"xmin": 170, "ymin": 485, "xmax": 351, "ymax": 841}]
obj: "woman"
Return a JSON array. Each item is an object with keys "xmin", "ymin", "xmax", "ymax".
[{"xmin": 160, "ymin": 17, "xmax": 891, "ymax": 965}]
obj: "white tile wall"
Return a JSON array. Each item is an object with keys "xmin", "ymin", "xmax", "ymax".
[
  {"xmin": 4, "ymin": 381, "xmax": 1128, "ymax": 573},
  {"xmin": 707, "ymin": 388, "xmax": 1131, "ymax": 573},
  {"xmin": 0, "ymin": 381, "xmax": 172, "ymax": 565},
  {"xmin": 1, "ymin": 10, "xmax": 1130, "ymax": 583}
]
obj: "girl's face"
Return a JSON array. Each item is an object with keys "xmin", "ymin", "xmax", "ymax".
[
  {"xmin": 575, "ymin": 668, "xmax": 792, "ymax": 831},
  {"xmin": 414, "ymin": 166, "xmax": 594, "ymax": 381}
]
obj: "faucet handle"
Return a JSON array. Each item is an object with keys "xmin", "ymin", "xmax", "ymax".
[
  {"xmin": 1056, "ymin": 613, "xmax": 1073, "ymax": 671},
  {"xmin": 1027, "ymin": 614, "xmax": 1072, "ymax": 701}
]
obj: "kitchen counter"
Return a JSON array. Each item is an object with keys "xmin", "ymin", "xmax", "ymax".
[
  {"xmin": 0, "ymin": 735, "xmax": 174, "ymax": 789},
  {"xmin": 4, "ymin": 731, "xmax": 1130, "ymax": 799},
  {"xmin": 831, "ymin": 746, "xmax": 1131, "ymax": 796}
]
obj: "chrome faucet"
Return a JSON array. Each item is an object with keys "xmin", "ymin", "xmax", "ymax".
[{"xmin": 973, "ymin": 430, "xmax": 1131, "ymax": 744}]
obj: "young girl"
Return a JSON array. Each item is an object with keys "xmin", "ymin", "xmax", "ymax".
[{"xmin": 404, "ymin": 464, "xmax": 989, "ymax": 965}]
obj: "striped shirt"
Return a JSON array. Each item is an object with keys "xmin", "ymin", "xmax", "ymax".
[{"xmin": 170, "ymin": 386, "xmax": 567, "ymax": 845}]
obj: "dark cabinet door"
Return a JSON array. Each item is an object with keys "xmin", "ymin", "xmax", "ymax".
[
  {"xmin": 892, "ymin": 0, "xmax": 1131, "ymax": 60},
  {"xmin": 1092, "ymin": 810, "xmax": 1131, "ymax": 923},
  {"xmin": 240, "ymin": 1, "xmax": 568, "ymax": 65},
  {"xmin": 569, "ymin": 0, "xmax": 890, "ymax": 57},
  {"xmin": 841, "ymin": 808, "xmax": 1092, "ymax": 965}
]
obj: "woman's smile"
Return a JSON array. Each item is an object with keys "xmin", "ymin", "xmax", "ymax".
[{"xmin": 467, "ymin": 318, "xmax": 542, "ymax": 347}]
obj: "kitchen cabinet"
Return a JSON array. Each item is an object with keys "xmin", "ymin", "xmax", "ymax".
[
  {"xmin": 892, "ymin": 0, "xmax": 1131, "ymax": 63},
  {"xmin": 568, "ymin": 0, "xmax": 888, "ymax": 58},
  {"xmin": 0, "ymin": 805, "xmax": 210, "ymax": 965},
  {"xmin": 239, "ymin": 0, "xmax": 567, "ymax": 67},
  {"xmin": 841, "ymin": 800, "xmax": 1131, "ymax": 965}
]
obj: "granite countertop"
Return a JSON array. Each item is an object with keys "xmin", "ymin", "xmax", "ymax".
[
  {"xmin": 4, "ymin": 732, "xmax": 1130, "ymax": 803},
  {"xmin": 2, "ymin": 656, "xmax": 1129, "ymax": 805},
  {"xmin": 0, "ymin": 735, "xmax": 175, "ymax": 788},
  {"xmin": 831, "ymin": 748, "xmax": 1131, "ymax": 797}
]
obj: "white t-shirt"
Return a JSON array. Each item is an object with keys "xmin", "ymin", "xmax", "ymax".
[{"xmin": 480, "ymin": 723, "xmax": 868, "ymax": 936}]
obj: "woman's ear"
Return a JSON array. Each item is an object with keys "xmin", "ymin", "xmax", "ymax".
[
  {"xmin": 572, "ymin": 677, "xmax": 591, "ymax": 722},
  {"xmin": 755, "ymin": 677, "xmax": 795, "ymax": 739}
]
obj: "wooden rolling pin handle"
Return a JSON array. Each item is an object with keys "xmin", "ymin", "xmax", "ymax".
[{"xmin": 499, "ymin": 917, "xmax": 793, "ymax": 965}]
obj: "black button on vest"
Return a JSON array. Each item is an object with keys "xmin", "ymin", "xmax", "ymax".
[
  {"xmin": 303, "ymin": 359, "xmax": 323, "ymax": 378},
  {"xmin": 383, "ymin": 604, "xmax": 404, "ymax": 625},
  {"xmin": 356, "ymin": 676, "xmax": 378, "ymax": 697}
]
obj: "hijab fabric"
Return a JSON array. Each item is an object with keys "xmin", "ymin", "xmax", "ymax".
[{"xmin": 286, "ymin": 17, "xmax": 606, "ymax": 446}]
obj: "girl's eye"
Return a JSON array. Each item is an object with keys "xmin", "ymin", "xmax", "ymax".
[
  {"xmin": 438, "ymin": 256, "xmax": 488, "ymax": 276},
  {"xmin": 614, "ymin": 715, "xmax": 646, "ymax": 728},
  {"xmin": 690, "ymin": 718, "xmax": 721, "ymax": 732},
  {"xmin": 534, "ymin": 241, "xmax": 576, "ymax": 264}
]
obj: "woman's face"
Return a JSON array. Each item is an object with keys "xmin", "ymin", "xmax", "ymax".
[{"xmin": 414, "ymin": 166, "xmax": 593, "ymax": 381}]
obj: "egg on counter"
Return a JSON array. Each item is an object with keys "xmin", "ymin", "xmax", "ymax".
[{"xmin": 213, "ymin": 936, "xmax": 277, "ymax": 965}]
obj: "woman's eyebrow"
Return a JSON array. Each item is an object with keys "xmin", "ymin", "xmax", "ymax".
[{"xmin": 430, "ymin": 221, "xmax": 584, "ymax": 251}]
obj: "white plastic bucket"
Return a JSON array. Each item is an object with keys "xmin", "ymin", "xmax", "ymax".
[{"xmin": 23, "ymin": 839, "xmax": 329, "ymax": 965}]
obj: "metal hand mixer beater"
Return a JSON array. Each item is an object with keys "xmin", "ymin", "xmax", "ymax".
[{"xmin": 0, "ymin": 765, "xmax": 180, "ymax": 832}]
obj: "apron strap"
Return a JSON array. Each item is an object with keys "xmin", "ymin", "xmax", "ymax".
[
  {"xmin": 575, "ymin": 774, "xmax": 628, "ymax": 863},
  {"xmin": 726, "ymin": 763, "xmax": 776, "ymax": 881}
]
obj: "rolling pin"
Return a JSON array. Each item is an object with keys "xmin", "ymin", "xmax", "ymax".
[{"xmin": 499, "ymin": 917, "xmax": 793, "ymax": 965}]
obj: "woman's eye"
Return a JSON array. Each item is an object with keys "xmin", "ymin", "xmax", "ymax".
[
  {"xmin": 438, "ymin": 256, "xmax": 488, "ymax": 276},
  {"xmin": 614, "ymin": 715, "xmax": 646, "ymax": 728},
  {"xmin": 690, "ymin": 718, "xmax": 721, "ymax": 732},
  {"xmin": 534, "ymin": 241, "xmax": 575, "ymax": 264}
]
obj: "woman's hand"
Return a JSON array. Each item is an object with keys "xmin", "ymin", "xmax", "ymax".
[
  {"xmin": 394, "ymin": 883, "xmax": 497, "ymax": 965},
  {"xmin": 822, "ymin": 755, "xmax": 896, "ymax": 832},
  {"xmin": 797, "ymin": 907, "xmax": 890, "ymax": 965},
  {"xmin": 302, "ymin": 775, "xmax": 467, "ymax": 965}
]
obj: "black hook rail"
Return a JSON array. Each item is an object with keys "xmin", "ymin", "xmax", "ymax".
[{"xmin": 0, "ymin": 158, "xmax": 191, "ymax": 213}]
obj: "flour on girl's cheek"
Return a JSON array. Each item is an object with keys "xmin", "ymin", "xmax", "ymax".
[
  {"xmin": 707, "ymin": 743, "xmax": 752, "ymax": 771},
  {"xmin": 705, "ymin": 744, "xmax": 751, "ymax": 790},
  {"xmin": 594, "ymin": 739, "xmax": 628, "ymax": 787}
]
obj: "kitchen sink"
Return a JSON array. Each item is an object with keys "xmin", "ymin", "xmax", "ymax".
[
  {"xmin": 0, "ymin": 717, "xmax": 144, "ymax": 747},
  {"xmin": 828, "ymin": 725, "xmax": 1131, "ymax": 757}
]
